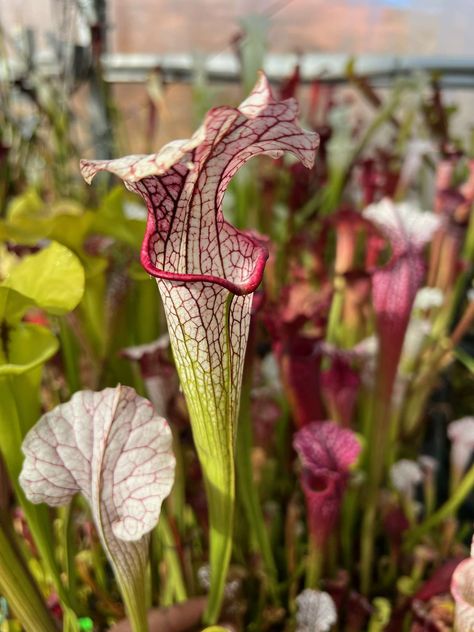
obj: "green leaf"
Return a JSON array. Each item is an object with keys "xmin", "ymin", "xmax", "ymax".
[
  {"xmin": 92, "ymin": 187, "xmax": 146, "ymax": 248},
  {"xmin": 2, "ymin": 191, "xmax": 100, "ymax": 273},
  {"xmin": 4, "ymin": 191, "xmax": 85, "ymax": 245},
  {"xmin": 0, "ymin": 287, "xmax": 35, "ymax": 324},
  {"xmin": 454, "ymin": 346, "xmax": 474, "ymax": 373},
  {"xmin": 0, "ymin": 375, "xmax": 74, "ymax": 614},
  {"xmin": 0, "ymin": 324, "xmax": 58, "ymax": 376},
  {"xmin": 7, "ymin": 190, "xmax": 45, "ymax": 225},
  {"xmin": 0, "ymin": 518, "xmax": 57, "ymax": 632},
  {"xmin": 0, "ymin": 220, "xmax": 41, "ymax": 244},
  {"xmin": 3, "ymin": 190, "xmax": 53, "ymax": 243},
  {"xmin": 3, "ymin": 241, "xmax": 85, "ymax": 315},
  {"xmin": 155, "ymin": 513, "xmax": 187, "ymax": 604},
  {"xmin": 7, "ymin": 190, "xmax": 44, "ymax": 222},
  {"xmin": 48, "ymin": 212, "xmax": 94, "ymax": 252},
  {"xmin": 236, "ymin": 371, "xmax": 277, "ymax": 585}
]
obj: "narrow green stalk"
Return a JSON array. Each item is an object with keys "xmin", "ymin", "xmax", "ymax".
[
  {"xmin": 319, "ymin": 169, "xmax": 347, "ymax": 216},
  {"xmin": 89, "ymin": 534, "xmax": 107, "ymax": 591},
  {"xmin": 0, "ymin": 517, "xmax": 57, "ymax": 632},
  {"xmin": 423, "ymin": 473, "xmax": 436, "ymax": 520},
  {"xmin": 285, "ymin": 496, "xmax": 300, "ymax": 608},
  {"xmin": 62, "ymin": 609, "xmax": 81, "ymax": 632},
  {"xmin": 58, "ymin": 316, "xmax": 81, "ymax": 393},
  {"xmin": 168, "ymin": 429, "xmax": 186, "ymax": 535},
  {"xmin": 341, "ymin": 485, "xmax": 358, "ymax": 570},
  {"xmin": 326, "ymin": 276, "xmax": 345, "ymax": 345},
  {"xmin": 202, "ymin": 460, "xmax": 234, "ymax": 625},
  {"xmin": 116, "ymin": 576, "xmax": 149, "ymax": 632},
  {"xmin": 236, "ymin": 372, "xmax": 278, "ymax": 589},
  {"xmin": 96, "ymin": 516, "xmax": 149, "ymax": 632},
  {"xmin": 58, "ymin": 501, "xmax": 79, "ymax": 610},
  {"xmin": 0, "ymin": 377, "xmax": 71, "ymax": 609},
  {"xmin": 134, "ymin": 279, "xmax": 161, "ymax": 343},
  {"xmin": 305, "ymin": 536, "xmax": 323, "ymax": 588},
  {"xmin": 360, "ymin": 392, "xmax": 391, "ymax": 594},
  {"xmin": 463, "ymin": 204, "xmax": 474, "ymax": 259},
  {"xmin": 156, "ymin": 513, "xmax": 187, "ymax": 604},
  {"xmin": 78, "ymin": 274, "xmax": 107, "ymax": 360},
  {"xmin": 404, "ymin": 462, "xmax": 474, "ymax": 548},
  {"xmin": 360, "ymin": 497, "xmax": 378, "ymax": 595}
]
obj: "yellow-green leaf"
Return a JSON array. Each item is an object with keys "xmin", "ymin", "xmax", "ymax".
[
  {"xmin": 0, "ymin": 287, "xmax": 34, "ymax": 323},
  {"xmin": 0, "ymin": 324, "xmax": 59, "ymax": 375},
  {"xmin": 3, "ymin": 241, "xmax": 85, "ymax": 315}
]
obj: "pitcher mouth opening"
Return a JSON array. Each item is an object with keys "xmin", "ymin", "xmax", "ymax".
[{"xmin": 140, "ymin": 213, "xmax": 269, "ymax": 296}]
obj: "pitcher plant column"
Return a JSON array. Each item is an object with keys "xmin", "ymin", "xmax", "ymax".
[{"xmin": 81, "ymin": 73, "xmax": 319, "ymax": 623}]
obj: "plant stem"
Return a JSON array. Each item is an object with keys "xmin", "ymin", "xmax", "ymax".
[
  {"xmin": 59, "ymin": 501, "xmax": 79, "ymax": 611},
  {"xmin": 0, "ymin": 377, "xmax": 73, "ymax": 610},
  {"xmin": 326, "ymin": 275, "xmax": 345, "ymax": 345},
  {"xmin": 341, "ymin": 485, "xmax": 358, "ymax": 570},
  {"xmin": 285, "ymin": 495, "xmax": 300, "ymax": 608},
  {"xmin": 236, "ymin": 368, "xmax": 278, "ymax": 590},
  {"xmin": 360, "ymin": 391, "xmax": 391, "ymax": 595},
  {"xmin": 99, "ymin": 528, "xmax": 149, "ymax": 632},
  {"xmin": 306, "ymin": 536, "xmax": 323, "ymax": 588},
  {"xmin": 118, "ymin": 577, "xmax": 149, "ymax": 632},
  {"xmin": 404, "ymin": 462, "xmax": 474, "ymax": 548},
  {"xmin": 58, "ymin": 316, "xmax": 81, "ymax": 393},
  {"xmin": 0, "ymin": 516, "xmax": 57, "ymax": 632},
  {"xmin": 202, "ymin": 462, "xmax": 234, "ymax": 625},
  {"xmin": 157, "ymin": 513, "xmax": 187, "ymax": 604},
  {"xmin": 360, "ymin": 494, "xmax": 378, "ymax": 595}
]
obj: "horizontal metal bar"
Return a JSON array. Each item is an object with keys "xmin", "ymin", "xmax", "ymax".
[
  {"xmin": 102, "ymin": 52, "xmax": 474, "ymax": 85},
  {"xmin": 4, "ymin": 51, "xmax": 474, "ymax": 89}
]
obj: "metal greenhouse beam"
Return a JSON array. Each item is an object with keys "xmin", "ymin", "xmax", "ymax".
[
  {"xmin": 4, "ymin": 51, "xmax": 474, "ymax": 88},
  {"xmin": 100, "ymin": 52, "xmax": 474, "ymax": 87}
]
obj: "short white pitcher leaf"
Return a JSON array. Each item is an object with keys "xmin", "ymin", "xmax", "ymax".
[{"xmin": 19, "ymin": 385, "xmax": 175, "ymax": 632}]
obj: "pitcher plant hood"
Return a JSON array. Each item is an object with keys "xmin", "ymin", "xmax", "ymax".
[{"xmin": 81, "ymin": 72, "xmax": 319, "ymax": 296}]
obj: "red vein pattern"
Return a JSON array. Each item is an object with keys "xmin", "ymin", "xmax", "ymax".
[
  {"xmin": 20, "ymin": 386, "xmax": 175, "ymax": 612},
  {"xmin": 79, "ymin": 72, "xmax": 319, "ymax": 481},
  {"xmin": 80, "ymin": 72, "xmax": 318, "ymax": 294},
  {"xmin": 80, "ymin": 75, "xmax": 318, "ymax": 615},
  {"xmin": 158, "ymin": 280, "xmax": 251, "ymax": 458}
]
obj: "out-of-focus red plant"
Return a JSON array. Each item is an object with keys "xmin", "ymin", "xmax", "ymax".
[
  {"xmin": 363, "ymin": 198, "xmax": 441, "ymax": 404},
  {"xmin": 294, "ymin": 421, "xmax": 361, "ymax": 550}
]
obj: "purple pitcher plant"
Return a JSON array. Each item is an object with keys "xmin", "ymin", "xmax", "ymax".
[
  {"xmin": 363, "ymin": 198, "xmax": 441, "ymax": 405},
  {"xmin": 360, "ymin": 197, "xmax": 441, "ymax": 592},
  {"xmin": 80, "ymin": 73, "xmax": 318, "ymax": 622},
  {"xmin": 294, "ymin": 420, "xmax": 361, "ymax": 586}
]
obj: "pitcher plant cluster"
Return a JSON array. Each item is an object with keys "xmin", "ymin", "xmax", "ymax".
[{"xmin": 0, "ymin": 65, "xmax": 474, "ymax": 632}]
